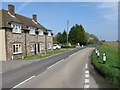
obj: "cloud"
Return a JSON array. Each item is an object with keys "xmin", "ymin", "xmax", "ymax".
[
  {"xmin": 75, "ymin": 5, "xmax": 88, "ymax": 7},
  {"xmin": 97, "ymin": 2, "xmax": 118, "ymax": 22},
  {"xmin": 16, "ymin": 2, "xmax": 30, "ymax": 13}
]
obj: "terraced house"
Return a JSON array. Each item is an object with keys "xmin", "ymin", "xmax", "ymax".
[{"xmin": 0, "ymin": 4, "xmax": 53, "ymax": 61}]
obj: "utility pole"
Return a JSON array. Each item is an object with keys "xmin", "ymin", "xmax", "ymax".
[{"xmin": 67, "ymin": 20, "xmax": 69, "ymax": 51}]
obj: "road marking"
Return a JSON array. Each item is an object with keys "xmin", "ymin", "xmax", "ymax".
[
  {"xmin": 84, "ymin": 85, "xmax": 89, "ymax": 88},
  {"xmin": 85, "ymin": 70, "xmax": 89, "ymax": 74},
  {"xmin": 85, "ymin": 74, "xmax": 89, "ymax": 78},
  {"xmin": 84, "ymin": 64, "xmax": 90, "ymax": 89},
  {"xmin": 85, "ymin": 79, "xmax": 89, "ymax": 84},
  {"xmin": 0, "ymin": 72, "xmax": 3, "ymax": 74},
  {"xmin": 47, "ymin": 59, "xmax": 65, "ymax": 70},
  {"xmin": 85, "ymin": 64, "xmax": 88, "ymax": 69},
  {"xmin": 12, "ymin": 75, "xmax": 35, "ymax": 89}
]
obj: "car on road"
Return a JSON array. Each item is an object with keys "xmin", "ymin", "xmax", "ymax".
[{"xmin": 53, "ymin": 44, "xmax": 61, "ymax": 50}]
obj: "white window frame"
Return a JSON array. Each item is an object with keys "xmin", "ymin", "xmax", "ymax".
[
  {"xmin": 11, "ymin": 23, "xmax": 22, "ymax": 33},
  {"xmin": 48, "ymin": 31, "xmax": 51, "ymax": 36},
  {"xmin": 39, "ymin": 43, "xmax": 44, "ymax": 50},
  {"xmin": 29, "ymin": 26, "xmax": 36, "ymax": 35},
  {"xmin": 39, "ymin": 29, "xmax": 44, "ymax": 35},
  {"xmin": 13, "ymin": 44, "xmax": 22, "ymax": 54},
  {"xmin": 30, "ymin": 43, "xmax": 35, "ymax": 52},
  {"xmin": 48, "ymin": 43, "xmax": 51, "ymax": 49}
]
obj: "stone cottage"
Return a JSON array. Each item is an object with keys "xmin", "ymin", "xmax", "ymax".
[{"xmin": 0, "ymin": 4, "xmax": 53, "ymax": 61}]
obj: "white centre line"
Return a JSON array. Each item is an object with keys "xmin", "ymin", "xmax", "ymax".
[
  {"xmin": 12, "ymin": 75, "xmax": 36, "ymax": 89},
  {"xmin": 0, "ymin": 72, "xmax": 3, "ymax": 74},
  {"xmin": 47, "ymin": 59, "xmax": 64, "ymax": 70}
]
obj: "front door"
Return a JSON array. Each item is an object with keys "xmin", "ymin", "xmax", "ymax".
[{"xmin": 35, "ymin": 43, "xmax": 38, "ymax": 54}]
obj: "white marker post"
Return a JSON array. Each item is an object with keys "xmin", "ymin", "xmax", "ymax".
[
  {"xmin": 82, "ymin": 45, "xmax": 84, "ymax": 47},
  {"xmin": 97, "ymin": 50, "xmax": 100, "ymax": 58},
  {"xmin": 95, "ymin": 49, "xmax": 98, "ymax": 55},
  {"xmin": 103, "ymin": 52, "xmax": 106, "ymax": 64}
]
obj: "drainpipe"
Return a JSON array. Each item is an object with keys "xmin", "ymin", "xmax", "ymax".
[
  {"xmin": 44, "ymin": 30, "xmax": 48, "ymax": 54},
  {"xmin": 25, "ymin": 31, "xmax": 27, "ymax": 56},
  {"xmin": 37, "ymin": 30, "xmax": 39, "ymax": 54}
]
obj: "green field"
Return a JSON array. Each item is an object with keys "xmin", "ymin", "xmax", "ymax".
[
  {"xmin": 24, "ymin": 49, "xmax": 66, "ymax": 60},
  {"xmin": 91, "ymin": 43, "xmax": 120, "ymax": 88}
]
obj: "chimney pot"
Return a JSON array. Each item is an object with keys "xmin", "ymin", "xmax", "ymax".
[
  {"xmin": 33, "ymin": 14, "xmax": 37, "ymax": 22},
  {"xmin": 8, "ymin": 4, "xmax": 15, "ymax": 15}
]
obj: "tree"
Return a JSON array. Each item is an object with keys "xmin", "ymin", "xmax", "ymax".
[
  {"xmin": 61, "ymin": 30, "xmax": 67, "ymax": 44},
  {"xmin": 76, "ymin": 24, "xmax": 87, "ymax": 46},
  {"xmin": 54, "ymin": 32, "xmax": 62, "ymax": 44},
  {"xmin": 68, "ymin": 26, "xmax": 77, "ymax": 45}
]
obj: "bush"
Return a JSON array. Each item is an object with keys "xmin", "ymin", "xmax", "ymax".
[
  {"xmin": 61, "ymin": 45, "xmax": 76, "ymax": 48},
  {"xmin": 91, "ymin": 43, "xmax": 119, "ymax": 88}
]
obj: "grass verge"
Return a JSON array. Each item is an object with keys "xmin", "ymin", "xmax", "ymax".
[
  {"xmin": 24, "ymin": 49, "xmax": 66, "ymax": 60},
  {"xmin": 91, "ymin": 43, "xmax": 120, "ymax": 88}
]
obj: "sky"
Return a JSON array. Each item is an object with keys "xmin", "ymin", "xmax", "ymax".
[{"xmin": 2, "ymin": 2, "xmax": 118, "ymax": 41}]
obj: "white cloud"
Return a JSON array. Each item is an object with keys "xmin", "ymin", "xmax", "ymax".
[
  {"xmin": 16, "ymin": 2, "xmax": 30, "ymax": 13},
  {"xmin": 97, "ymin": 2, "xmax": 118, "ymax": 21}
]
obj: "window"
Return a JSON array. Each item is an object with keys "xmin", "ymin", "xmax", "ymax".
[
  {"xmin": 13, "ymin": 44, "xmax": 22, "ymax": 54},
  {"xmin": 30, "ymin": 43, "xmax": 35, "ymax": 52},
  {"xmin": 40, "ymin": 43, "xmax": 44, "ymax": 50},
  {"xmin": 48, "ymin": 43, "xmax": 51, "ymax": 49},
  {"xmin": 48, "ymin": 31, "xmax": 51, "ymax": 36},
  {"xmin": 12, "ymin": 23, "xmax": 21, "ymax": 33},
  {"xmin": 29, "ymin": 27, "xmax": 36, "ymax": 35},
  {"xmin": 39, "ymin": 29, "xmax": 43, "ymax": 35}
]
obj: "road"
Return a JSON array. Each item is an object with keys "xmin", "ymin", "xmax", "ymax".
[{"xmin": 2, "ymin": 47, "xmax": 113, "ymax": 89}]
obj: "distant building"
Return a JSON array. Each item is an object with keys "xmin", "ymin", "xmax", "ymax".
[{"xmin": 0, "ymin": 4, "xmax": 53, "ymax": 61}]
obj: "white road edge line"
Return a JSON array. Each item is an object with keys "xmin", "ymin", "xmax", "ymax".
[
  {"xmin": 85, "ymin": 74, "xmax": 89, "ymax": 78},
  {"xmin": 85, "ymin": 70, "xmax": 89, "ymax": 74},
  {"xmin": 84, "ymin": 85, "xmax": 89, "ymax": 88},
  {"xmin": 85, "ymin": 79, "xmax": 89, "ymax": 84},
  {"xmin": 12, "ymin": 75, "xmax": 36, "ymax": 89},
  {"xmin": 85, "ymin": 64, "xmax": 88, "ymax": 69},
  {"xmin": 47, "ymin": 59, "xmax": 64, "ymax": 70}
]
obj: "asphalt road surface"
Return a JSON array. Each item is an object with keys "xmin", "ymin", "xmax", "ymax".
[{"xmin": 2, "ymin": 47, "xmax": 113, "ymax": 89}]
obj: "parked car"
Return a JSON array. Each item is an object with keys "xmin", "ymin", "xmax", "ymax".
[{"xmin": 53, "ymin": 44, "xmax": 61, "ymax": 50}]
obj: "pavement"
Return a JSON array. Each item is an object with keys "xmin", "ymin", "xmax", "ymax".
[
  {"xmin": 1, "ymin": 48, "xmax": 77, "ymax": 73},
  {"xmin": 1, "ymin": 47, "xmax": 114, "ymax": 89}
]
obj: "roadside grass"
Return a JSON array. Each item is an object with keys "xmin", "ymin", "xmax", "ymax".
[
  {"xmin": 23, "ymin": 49, "xmax": 66, "ymax": 60},
  {"xmin": 91, "ymin": 43, "xmax": 120, "ymax": 88}
]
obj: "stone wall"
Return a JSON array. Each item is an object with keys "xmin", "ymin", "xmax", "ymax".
[
  {"xmin": 6, "ymin": 29, "xmax": 47, "ymax": 60},
  {"xmin": 47, "ymin": 36, "xmax": 53, "ymax": 53},
  {"xmin": 0, "ymin": 29, "xmax": 6, "ymax": 61},
  {"xmin": 6, "ymin": 29, "xmax": 26, "ymax": 60}
]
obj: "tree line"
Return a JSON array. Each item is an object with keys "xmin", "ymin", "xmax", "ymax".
[{"xmin": 54, "ymin": 24, "xmax": 99, "ymax": 46}]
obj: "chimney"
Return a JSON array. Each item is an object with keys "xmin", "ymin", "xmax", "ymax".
[
  {"xmin": 33, "ymin": 14, "xmax": 37, "ymax": 22},
  {"xmin": 8, "ymin": 4, "xmax": 15, "ymax": 15}
]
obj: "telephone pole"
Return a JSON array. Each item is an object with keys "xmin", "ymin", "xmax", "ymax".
[{"xmin": 67, "ymin": 20, "xmax": 69, "ymax": 51}]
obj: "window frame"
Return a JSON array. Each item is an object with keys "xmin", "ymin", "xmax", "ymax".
[
  {"xmin": 39, "ymin": 43, "xmax": 44, "ymax": 50},
  {"xmin": 48, "ymin": 43, "xmax": 51, "ymax": 49},
  {"xmin": 12, "ymin": 44, "xmax": 22, "ymax": 54},
  {"xmin": 30, "ymin": 43, "xmax": 35, "ymax": 52},
  {"xmin": 39, "ymin": 29, "xmax": 44, "ymax": 35},
  {"xmin": 29, "ymin": 26, "xmax": 36, "ymax": 35},
  {"xmin": 11, "ymin": 23, "xmax": 22, "ymax": 33},
  {"xmin": 48, "ymin": 31, "xmax": 51, "ymax": 36}
]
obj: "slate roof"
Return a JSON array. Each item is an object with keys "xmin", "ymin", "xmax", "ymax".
[{"xmin": 0, "ymin": 9, "xmax": 48, "ymax": 31}]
